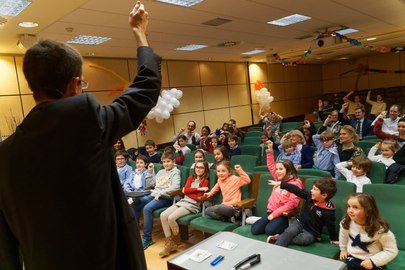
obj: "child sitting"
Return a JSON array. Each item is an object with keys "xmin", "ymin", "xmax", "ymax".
[
  {"xmin": 251, "ymin": 140, "xmax": 303, "ymax": 239},
  {"xmin": 174, "ymin": 135, "xmax": 191, "ymax": 155},
  {"xmin": 133, "ymin": 151, "xmax": 181, "ymax": 250},
  {"xmin": 211, "ymin": 145, "xmax": 230, "ymax": 170},
  {"xmin": 144, "ymin": 139, "xmax": 161, "ymax": 164},
  {"xmin": 268, "ymin": 178, "xmax": 338, "ymax": 246},
  {"xmin": 367, "ymin": 140, "xmax": 398, "ymax": 169},
  {"xmin": 124, "ymin": 154, "xmax": 151, "ymax": 193},
  {"xmin": 208, "ymin": 135, "xmax": 219, "ymax": 153},
  {"xmin": 277, "ymin": 139, "xmax": 301, "ymax": 168},
  {"xmin": 159, "ymin": 161, "xmax": 210, "ymax": 257},
  {"xmin": 339, "ymin": 193, "xmax": 398, "ymax": 270},
  {"xmin": 336, "ymin": 157, "xmax": 372, "ymax": 192},
  {"xmin": 115, "ymin": 150, "xmax": 133, "ymax": 187},
  {"xmin": 191, "ymin": 149, "xmax": 213, "ymax": 169},
  {"xmin": 313, "ymin": 130, "xmax": 341, "ymax": 178},
  {"xmin": 227, "ymin": 134, "xmax": 241, "ymax": 157},
  {"xmin": 204, "ymin": 161, "xmax": 250, "ymax": 222}
]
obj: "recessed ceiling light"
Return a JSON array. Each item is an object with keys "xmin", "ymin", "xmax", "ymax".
[
  {"xmin": 18, "ymin": 21, "xmax": 38, "ymax": 28},
  {"xmin": 337, "ymin": 57, "xmax": 349, "ymax": 60},
  {"xmin": 175, "ymin": 44, "xmax": 207, "ymax": 51},
  {"xmin": 0, "ymin": 0, "xmax": 31, "ymax": 16},
  {"xmin": 335, "ymin": 28, "xmax": 358, "ymax": 35},
  {"xmin": 366, "ymin": 37, "xmax": 377, "ymax": 41},
  {"xmin": 241, "ymin": 49, "xmax": 266, "ymax": 55},
  {"xmin": 156, "ymin": 0, "xmax": 203, "ymax": 7},
  {"xmin": 267, "ymin": 14, "xmax": 311, "ymax": 26},
  {"xmin": 67, "ymin": 35, "xmax": 111, "ymax": 46}
]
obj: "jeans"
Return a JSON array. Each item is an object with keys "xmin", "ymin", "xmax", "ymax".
[
  {"xmin": 250, "ymin": 212, "xmax": 289, "ymax": 236},
  {"xmin": 275, "ymin": 219, "xmax": 315, "ymax": 247},
  {"xmin": 346, "ymin": 256, "xmax": 385, "ymax": 270},
  {"xmin": 133, "ymin": 195, "xmax": 172, "ymax": 241}
]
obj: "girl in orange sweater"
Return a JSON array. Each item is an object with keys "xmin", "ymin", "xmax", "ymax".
[{"xmin": 204, "ymin": 160, "xmax": 250, "ymax": 222}]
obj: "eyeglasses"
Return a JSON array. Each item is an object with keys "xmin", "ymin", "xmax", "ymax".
[{"xmin": 78, "ymin": 79, "xmax": 89, "ymax": 90}]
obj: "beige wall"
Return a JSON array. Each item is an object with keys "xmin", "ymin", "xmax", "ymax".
[
  {"xmin": 322, "ymin": 51, "xmax": 405, "ymax": 93},
  {"xmin": 0, "ymin": 56, "xmax": 251, "ymax": 149},
  {"xmin": 249, "ymin": 62, "xmax": 323, "ymax": 124}
]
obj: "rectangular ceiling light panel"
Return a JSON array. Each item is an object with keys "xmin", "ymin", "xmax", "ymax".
[
  {"xmin": 67, "ymin": 35, "xmax": 111, "ymax": 46},
  {"xmin": 156, "ymin": 0, "xmax": 204, "ymax": 7},
  {"xmin": 0, "ymin": 0, "xmax": 31, "ymax": 16},
  {"xmin": 267, "ymin": 14, "xmax": 311, "ymax": 26},
  {"xmin": 175, "ymin": 44, "xmax": 207, "ymax": 51},
  {"xmin": 335, "ymin": 28, "xmax": 358, "ymax": 35},
  {"xmin": 241, "ymin": 49, "xmax": 266, "ymax": 55}
]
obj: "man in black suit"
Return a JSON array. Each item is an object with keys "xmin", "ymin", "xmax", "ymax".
[
  {"xmin": 0, "ymin": 2, "xmax": 159, "ymax": 270},
  {"xmin": 339, "ymin": 103, "xmax": 373, "ymax": 140}
]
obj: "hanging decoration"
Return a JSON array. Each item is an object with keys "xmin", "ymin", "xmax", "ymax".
[
  {"xmin": 272, "ymin": 31, "xmax": 405, "ymax": 66},
  {"xmin": 253, "ymin": 80, "xmax": 274, "ymax": 114},
  {"xmin": 137, "ymin": 120, "xmax": 147, "ymax": 135}
]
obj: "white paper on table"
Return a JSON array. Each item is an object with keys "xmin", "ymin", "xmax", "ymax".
[
  {"xmin": 189, "ymin": 248, "xmax": 212, "ymax": 263},
  {"xmin": 216, "ymin": 240, "xmax": 238, "ymax": 250}
]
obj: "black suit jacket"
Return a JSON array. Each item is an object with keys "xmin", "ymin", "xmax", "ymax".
[
  {"xmin": 0, "ymin": 47, "xmax": 161, "ymax": 270},
  {"xmin": 338, "ymin": 113, "xmax": 373, "ymax": 138}
]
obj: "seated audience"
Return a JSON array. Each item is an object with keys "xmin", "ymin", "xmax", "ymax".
[
  {"xmin": 259, "ymin": 111, "xmax": 283, "ymax": 133},
  {"xmin": 339, "ymin": 103, "xmax": 373, "ymax": 139},
  {"xmin": 173, "ymin": 120, "xmax": 200, "ymax": 145},
  {"xmin": 280, "ymin": 130, "xmax": 314, "ymax": 168},
  {"xmin": 313, "ymin": 131, "xmax": 341, "ymax": 178},
  {"xmin": 367, "ymin": 140, "xmax": 398, "ymax": 169},
  {"xmin": 372, "ymin": 105, "xmax": 401, "ymax": 136},
  {"xmin": 343, "ymin": 91, "xmax": 365, "ymax": 116},
  {"xmin": 336, "ymin": 157, "xmax": 372, "ymax": 192},
  {"xmin": 317, "ymin": 110, "xmax": 342, "ymax": 138},
  {"xmin": 277, "ymin": 139, "xmax": 301, "ymax": 168},
  {"xmin": 115, "ymin": 150, "xmax": 133, "ymax": 187},
  {"xmin": 366, "ymin": 90, "xmax": 387, "ymax": 118},
  {"xmin": 227, "ymin": 134, "xmax": 241, "ymax": 158},
  {"xmin": 336, "ymin": 125, "xmax": 365, "ymax": 162}
]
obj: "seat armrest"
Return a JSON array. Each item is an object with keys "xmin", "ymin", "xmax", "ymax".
[
  {"xmin": 234, "ymin": 198, "xmax": 256, "ymax": 208},
  {"xmin": 167, "ymin": 189, "xmax": 183, "ymax": 197}
]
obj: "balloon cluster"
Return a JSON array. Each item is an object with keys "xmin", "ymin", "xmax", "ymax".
[
  {"xmin": 253, "ymin": 80, "xmax": 274, "ymax": 112},
  {"xmin": 147, "ymin": 88, "xmax": 183, "ymax": 123}
]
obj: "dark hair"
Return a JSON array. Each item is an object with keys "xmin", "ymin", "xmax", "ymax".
[
  {"xmin": 354, "ymin": 107, "xmax": 365, "ymax": 113},
  {"xmin": 145, "ymin": 139, "xmax": 156, "ymax": 147},
  {"xmin": 178, "ymin": 135, "xmax": 187, "ymax": 141},
  {"xmin": 193, "ymin": 161, "xmax": 209, "ymax": 180},
  {"xmin": 114, "ymin": 139, "xmax": 126, "ymax": 151},
  {"xmin": 342, "ymin": 193, "xmax": 389, "ymax": 237},
  {"xmin": 314, "ymin": 178, "xmax": 337, "ymax": 200},
  {"xmin": 229, "ymin": 119, "xmax": 236, "ymax": 124},
  {"xmin": 23, "ymin": 40, "xmax": 83, "ymax": 100},
  {"xmin": 277, "ymin": 159, "xmax": 298, "ymax": 180},
  {"xmin": 115, "ymin": 150, "xmax": 129, "ymax": 159},
  {"xmin": 213, "ymin": 145, "xmax": 230, "ymax": 163},
  {"xmin": 201, "ymin": 125, "xmax": 211, "ymax": 135},
  {"xmin": 136, "ymin": 154, "xmax": 148, "ymax": 164},
  {"xmin": 228, "ymin": 134, "xmax": 238, "ymax": 142},
  {"xmin": 162, "ymin": 151, "xmax": 175, "ymax": 160},
  {"xmin": 352, "ymin": 157, "xmax": 372, "ymax": 173},
  {"xmin": 163, "ymin": 146, "xmax": 175, "ymax": 155},
  {"xmin": 221, "ymin": 123, "xmax": 229, "ymax": 130},
  {"xmin": 194, "ymin": 149, "xmax": 206, "ymax": 160}
]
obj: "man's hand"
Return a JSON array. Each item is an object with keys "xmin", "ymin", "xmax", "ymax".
[
  {"xmin": 129, "ymin": 1, "xmax": 149, "ymax": 47},
  {"xmin": 178, "ymin": 128, "xmax": 186, "ymax": 134},
  {"xmin": 342, "ymin": 102, "xmax": 349, "ymax": 111},
  {"xmin": 379, "ymin": 111, "xmax": 387, "ymax": 119}
]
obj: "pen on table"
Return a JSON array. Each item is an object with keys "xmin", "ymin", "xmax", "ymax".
[
  {"xmin": 239, "ymin": 254, "xmax": 261, "ymax": 270},
  {"xmin": 210, "ymin": 255, "xmax": 225, "ymax": 266},
  {"xmin": 231, "ymin": 254, "xmax": 260, "ymax": 270}
]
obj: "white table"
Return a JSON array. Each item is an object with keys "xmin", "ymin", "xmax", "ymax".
[{"xmin": 167, "ymin": 231, "xmax": 346, "ymax": 270}]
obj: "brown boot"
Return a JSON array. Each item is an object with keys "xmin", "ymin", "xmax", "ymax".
[
  {"xmin": 159, "ymin": 236, "xmax": 178, "ymax": 258},
  {"xmin": 172, "ymin": 232, "xmax": 182, "ymax": 246}
]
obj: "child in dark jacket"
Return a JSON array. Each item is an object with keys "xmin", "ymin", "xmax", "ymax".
[{"xmin": 267, "ymin": 178, "xmax": 339, "ymax": 246}]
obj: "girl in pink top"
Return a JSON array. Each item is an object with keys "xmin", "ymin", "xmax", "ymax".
[
  {"xmin": 251, "ymin": 140, "xmax": 303, "ymax": 240},
  {"xmin": 204, "ymin": 160, "xmax": 251, "ymax": 222}
]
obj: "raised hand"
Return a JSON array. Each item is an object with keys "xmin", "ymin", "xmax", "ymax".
[
  {"xmin": 379, "ymin": 111, "xmax": 387, "ymax": 119},
  {"xmin": 268, "ymin": 180, "xmax": 281, "ymax": 187},
  {"xmin": 234, "ymin": 164, "xmax": 241, "ymax": 170},
  {"xmin": 148, "ymin": 163, "xmax": 154, "ymax": 171},
  {"xmin": 374, "ymin": 141, "xmax": 382, "ymax": 148},
  {"xmin": 266, "ymin": 140, "xmax": 273, "ymax": 149},
  {"xmin": 178, "ymin": 127, "xmax": 186, "ymax": 134},
  {"xmin": 129, "ymin": 1, "xmax": 149, "ymax": 46},
  {"xmin": 341, "ymin": 102, "xmax": 349, "ymax": 110}
]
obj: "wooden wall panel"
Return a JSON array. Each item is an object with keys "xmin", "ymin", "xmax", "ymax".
[
  {"xmin": 226, "ymin": 63, "xmax": 248, "ymax": 84},
  {"xmin": 249, "ymin": 63, "xmax": 268, "ymax": 83},
  {"xmin": 168, "ymin": 61, "xmax": 200, "ymax": 87},
  {"xmin": 228, "ymin": 84, "xmax": 250, "ymax": 106},
  {"xmin": 199, "ymin": 62, "xmax": 226, "ymax": 86},
  {"xmin": 173, "ymin": 112, "xmax": 205, "ymax": 136},
  {"xmin": 0, "ymin": 56, "xmax": 19, "ymax": 95},
  {"xmin": 172, "ymin": 87, "xmax": 203, "ymax": 113},
  {"xmin": 0, "ymin": 96, "xmax": 24, "ymax": 137},
  {"xmin": 202, "ymin": 86, "xmax": 229, "ymax": 110},
  {"xmin": 204, "ymin": 109, "xmax": 230, "ymax": 131},
  {"xmin": 267, "ymin": 64, "xmax": 284, "ymax": 82},
  {"xmin": 21, "ymin": 95, "xmax": 36, "ymax": 116},
  {"xmin": 230, "ymin": 106, "xmax": 252, "ymax": 127}
]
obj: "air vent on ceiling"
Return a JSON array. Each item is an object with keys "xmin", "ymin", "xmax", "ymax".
[
  {"xmin": 202, "ymin": 17, "xmax": 232, "ymax": 26},
  {"xmin": 0, "ymin": 16, "xmax": 7, "ymax": 27},
  {"xmin": 295, "ymin": 34, "xmax": 314, "ymax": 40},
  {"xmin": 217, "ymin": 41, "xmax": 240, "ymax": 47}
]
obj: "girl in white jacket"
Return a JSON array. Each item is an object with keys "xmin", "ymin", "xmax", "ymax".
[{"xmin": 367, "ymin": 140, "xmax": 399, "ymax": 169}]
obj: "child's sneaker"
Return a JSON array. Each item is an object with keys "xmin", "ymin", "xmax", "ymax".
[
  {"xmin": 142, "ymin": 238, "xmax": 154, "ymax": 250},
  {"xmin": 266, "ymin": 234, "xmax": 280, "ymax": 244}
]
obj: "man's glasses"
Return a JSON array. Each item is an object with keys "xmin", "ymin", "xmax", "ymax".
[{"xmin": 78, "ymin": 79, "xmax": 89, "ymax": 90}]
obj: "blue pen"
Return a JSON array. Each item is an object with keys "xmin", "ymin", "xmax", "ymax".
[{"xmin": 210, "ymin": 255, "xmax": 224, "ymax": 266}]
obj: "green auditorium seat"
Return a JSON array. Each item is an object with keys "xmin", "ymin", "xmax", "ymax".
[
  {"xmin": 358, "ymin": 140, "xmax": 377, "ymax": 155},
  {"xmin": 297, "ymin": 168, "xmax": 332, "ymax": 178},
  {"xmin": 245, "ymin": 131, "xmax": 262, "ymax": 138},
  {"xmin": 186, "ymin": 144, "xmax": 197, "ymax": 151},
  {"xmin": 231, "ymin": 155, "xmax": 258, "ymax": 173},
  {"xmin": 243, "ymin": 137, "xmax": 262, "ymax": 146},
  {"xmin": 363, "ymin": 184, "xmax": 405, "ymax": 269},
  {"xmin": 240, "ymin": 145, "xmax": 261, "ymax": 159},
  {"xmin": 367, "ymin": 161, "xmax": 386, "ymax": 184},
  {"xmin": 183, "ymin": 152, "xmax": 195, "ymax": 167},
  {"xmin": 281, "ymin": 122, "xmax": 299, "ymax": 132},
  {"xmin": 248, "ymin": 126, "xmax": 263, "ymax": 132}
]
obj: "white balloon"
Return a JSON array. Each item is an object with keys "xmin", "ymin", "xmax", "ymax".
[
  {"xmin": 162, "ymin": 110, "xmax": 170, "ymax": 119},
  {"xmin": 161, "ymin": 90, "xmax": 168, "ymax": 96},
  {"xmin": 156, "ymin": 116, "xmax": 164, "ymax": 123},
  {"xmin": 166, "ymin": 103, "xmax": 174, "ymax": 111},
  {"xmin": 269, "ymin": 96, "xmax": 274, "ymax": 102},
  {"xmin": 170, "ymin": 97, "xmax": 177, "ymax": 104},
  {"xmin": 158, "ymin": 102, "xmax": 167, "ymax": 110},
  {"xmin": 255, "ymin": 91, "xmax": 260, "ymax": 97},
  {"xmin": 169, "ymin": 88, "xmax": 178, "ymax": 97},
  {"xmin": 172, "ymin": 99, "xmax": 180, "ymax": 108},
  {"xmin": 260, "ymin": 88, "xmax": 267, "ymax": 94},
  {"xmin": 154, "ymin": 107, "xmax": 162, "ymax": 116},
  {"xmin": 176, "ymin": 90, "xmax": 183, "ymax": 99}
]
